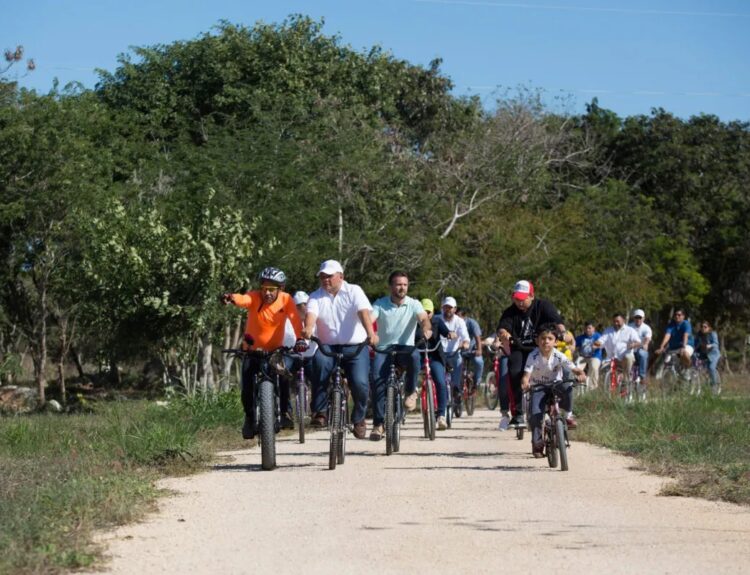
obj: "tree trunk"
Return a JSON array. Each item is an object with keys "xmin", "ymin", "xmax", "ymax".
[
  {"xmin": 35, "ymin": 285, "xmax": 49, "ymax": 406},
  {"xmin": 109, "ymin": 356, "xmax": 121, "ymax": 386},
  {"xmin": 57, "ymin": 360, "xmax": 66, "ymax": 406},
  {"xmin": 69, "ymin": 345, "xmax": 85, "ymax": 379},
  {"xmin": 198, "ymin": 335, "xmax": 215, "ymax": 393}
]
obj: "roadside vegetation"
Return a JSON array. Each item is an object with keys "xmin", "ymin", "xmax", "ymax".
[
  {"xmin": 0, "ymin": 393, "xmax": 244, "ymax": 574},
  {"xmin": 575, "ymin": 376, "xmax": 750, "ymax": 505}
]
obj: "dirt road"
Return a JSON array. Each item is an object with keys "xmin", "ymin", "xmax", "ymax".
[{"xmin": 92, "ymin": 408, "xmax": 750, "ymax": 574}]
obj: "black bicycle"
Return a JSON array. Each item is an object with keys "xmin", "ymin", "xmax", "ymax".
[
  {"xmin": 460, "ymin": 350, "xmax": 478, "ymax": 416},
  {"xmin": 285, "ymin": 350, "xmax": 309, "ymax": 444},
  {"xmin": 373, "ymin": 345, "xmax": 415, "ymax": 455},
  {"xmin": 311, "ymin": 337, "xmax": 369, "ymax": 470},
  {"xmin": 529, "ymin": 378, "xmax": 579, "ymax": 472},
  {"xmin": 222, "ymin": 346, "xmax": 287, "ymax": 471}
]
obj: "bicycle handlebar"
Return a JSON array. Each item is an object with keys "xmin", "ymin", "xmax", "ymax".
[
  {"xmin": 415, "ymin": 339, "xmax": 442, "ymax": 354},
  {"xmin": 372, "ymin": 345, "xmax": 417, "ymax": 356},
  {"xmin": 529, "ymin": 378, "xmax": 582, "ymax": 391},
  {"xmin": 310, "ymin": 336, "xmax": 369, "ymax": 360},
  {"xmin": 222, "ymin": 346, "xmax": 289, "ymax": 357}
]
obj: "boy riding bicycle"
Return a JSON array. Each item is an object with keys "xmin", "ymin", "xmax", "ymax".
[{"xmin": 521, "ymin": 325, "xmax": 586, "ymax": 458}]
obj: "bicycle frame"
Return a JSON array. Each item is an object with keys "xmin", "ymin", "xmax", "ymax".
[
  {"xmin": 373, "ymin": 345, "xmax": 415, "ymax": 455},
  {"xmin": 418, "ymin": 340, "xmax": 440, "ymax": 440}
]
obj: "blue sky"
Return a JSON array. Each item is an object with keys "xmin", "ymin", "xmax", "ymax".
[{"xmin": 3, "ymin": 0, "xmax": 749, "ymax": 121}]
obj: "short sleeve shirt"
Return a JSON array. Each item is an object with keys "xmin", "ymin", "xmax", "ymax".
[
  {"xmin": 598, "ymin": 325, "xmax": 641, "ymax": 360},
  {"xmin": 524, "ymin": 349, "xmax": 575, "ymax": 384},
  {"xmin": 464, "ymin": 317, "xmax": 482, "ymax": 350},
  {"xmin": 575, "ymin": 332, "xmax": 602, "ymax": 360},
  {"xmin": 666, "ymin": 320, "xmax": 694, "ymax": 349},
  {"xmin": 628, "ymin": 322, "xmax": 653, "ymax": 348},
  {"xmin": 307, "ymin": 281, "xmax": 372, "ymax": 345},
  {"xmin": 371, "ymin": 296, "xmax": 424, "ymax": 346}
]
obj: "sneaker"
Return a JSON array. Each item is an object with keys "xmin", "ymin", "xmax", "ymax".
[
  {"xmin": 242, "ymin": 416, "xmax": 255, "ymax": 440},
  {"xmin": 566, "ymin": 415, "xmax": 578, "ymax": 430},
  {"xmin": 280, "ymin": 413, "xmax": 295, "ymax": 430},
  {"xmin": 404, "ymin": 391, "xmax": 418, "ymax": 412},
  {"xmin": 352, "ymin": 420, "xmax": 367, "ymax": 439},
  {"xmin": 532, "ymin": 442, "xmax": 545, "ymax": 458},
  {"xmin": 510, "ymin": 414, "xmax": 525, "ymax": 427},
  {"xmin": 370, "ymin": 424, "xmax": 384, "ymax": 441},
  {"xmin": 437, "ymin": 416, "xmax": 447, "ymax": 430},
  {"xmin": 311, "ymin": 412, "xmax": 327, "ymax": 428},
  {"xmin": 498, "ymin": 414, "xmax": 510, "ymax": 431}
]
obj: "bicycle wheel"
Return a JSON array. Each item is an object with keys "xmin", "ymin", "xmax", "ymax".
[
  {"xmin": 296, "ymin": 383, "xmax": 306, "ymax": 444},
  {"xmin": 385, "ymin": 384, "xmax": 395, "ymax": 456},
  {"xmin": 484, "ymin": 371, "xmax": 499, "ymax": 410},
  {"xmin": 545, "ymin": 416, "xmax": 558, "ymax": 468},
  {"xmin": 454, "ymin": 388, "xmax": 463, "ymax": 418},
  {"xmin": 516, "ymin": 425, "xmax": 524, "ymax": 440},
  {"xmin": 393, "ymin": 392, "xmax": 402, "ymax": 453},
  {"xmin": 466, "ymin": 378, "xmax": 475, "ymax": 416},
  {"xmin": 258, "ymin": 379, "xmax": 277, "ymax": 471},
  {"xmin": 337, "ymin": 390, "xmax": 348, "ymax": 465},
  {"xmin": 329, "ymin": 388, "xmax": 341, "ymax": 470},
  {"xmin": 426, "ymin": 378, "xmax": 436, "ymax": 441},
  {"xmin": 556, "ymin": 418, "xmax": 568, "ymax": 471}
]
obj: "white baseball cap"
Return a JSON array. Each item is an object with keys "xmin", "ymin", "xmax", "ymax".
[
  {"xmin": 441, "ymin": 296, "xmax": 457, "ymax": 308},
  {"xmin": 293, "ymin": 291, "xmax": 309, "ymax": 305},
  {"xmin": 631, "ymin": 308, "xmax": 645, "ymax": 318},
  {"xmin": 317, "ymin": 259, "xmax": 344, "ymax": 276}
]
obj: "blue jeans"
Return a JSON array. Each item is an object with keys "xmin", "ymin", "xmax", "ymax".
[
  {"xmin": 463, "ymin": 353, "xmax": 484, "ymax": 389},
  {"xmin": 497, "ymin": 355, "xmax": 510, "ymax": 412},
  {"xmin": 703, "ymin": 352, "xmax": 720, "ymax": 387},
  {"xmin": 429, "ymin": 359, "xmax": 448, "ymax": 417},
  {"xmin": 635, "ymin": 348, "xmax": 649, "ymax": 379},
  {"xmin": 445, "ymin": 351, "xmax": 463, "ymax": 395},
  {"xmin": 529, "ymin": 384, "xmax": 572, "ymax": 447},
  {"xmin": 371, "ymin": 347, "xmax": 420, "ymax": 426},
  {"xmin": 310, "ymin": 344, "xmax": 370, "ymax": 424}
]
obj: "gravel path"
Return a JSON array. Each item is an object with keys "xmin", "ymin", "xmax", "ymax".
[{"xmin": 91, "ymin": 408, "xmax": 750, "ymax": 574}]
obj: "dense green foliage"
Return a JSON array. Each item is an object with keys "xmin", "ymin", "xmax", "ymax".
[{"xmin": 1, "ymin": 17, "xmax": 749, "ymax": 395}]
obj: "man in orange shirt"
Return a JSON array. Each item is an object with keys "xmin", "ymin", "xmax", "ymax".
[{"xmin": 222, "ymin": 267, "xmax": 305, "ymax": 439}]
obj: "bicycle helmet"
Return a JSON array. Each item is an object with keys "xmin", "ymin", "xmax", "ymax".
[{"xmin": 258, "ymin": 266, "xmax": 286, "ymax": 285}]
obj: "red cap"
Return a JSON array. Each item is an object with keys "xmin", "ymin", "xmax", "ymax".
[{"xmin": 512, "ymin": 280, "xmax": 534, "ymax": 300}]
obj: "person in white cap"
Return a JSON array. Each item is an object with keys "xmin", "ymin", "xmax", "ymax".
[
  {"xmin": 628, "ymin": 309, "xmax": 652, "ymax": 387},
  {"xmin": 438, "ymin": 296, "xmax": 470, "ymax": 417},
  {"xmin": 495, "ymin": 280, "xmax": 566, "ymax": 430},
  {"xmin": 302, "ymin": 259, "xmax": 378, "ymax": 439}
]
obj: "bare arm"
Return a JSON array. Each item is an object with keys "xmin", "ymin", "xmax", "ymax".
[
  {"xmin": 358, "ymin": 309, "xmax": 379, "ymax": 346},
  {"xmin": 418, "ymin": 311, "xmax": 432, "ymax": 342}
]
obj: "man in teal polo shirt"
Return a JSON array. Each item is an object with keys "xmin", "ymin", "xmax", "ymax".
[{"xmin": 369, "ymin": 271, "xmax": 432, "ymax": 441}]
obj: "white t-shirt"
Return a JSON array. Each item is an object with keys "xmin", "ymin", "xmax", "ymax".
[
  {"xmin": 307, "ymin": 281, "xmax": 372, "ymax": 345},
  {"xmin": 438, "ymin": 314, "xmax": 470, "ymax": 355},
  {"xmin": 598, "ymin": 325, "xmax": 641, "ymax": 360},
  {"xmin": 628, "ymin": 321, "xmax": 653, "ymax": 349},
  {"xmin": 524, "ymin": 348, "xmax": 575, "ymax": 384}
]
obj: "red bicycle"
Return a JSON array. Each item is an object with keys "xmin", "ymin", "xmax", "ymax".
[{"xmin": 418, "ymin": 341, "xmax": 440, "ymax": 441}]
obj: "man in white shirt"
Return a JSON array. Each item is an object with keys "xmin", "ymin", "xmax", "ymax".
[
  {"xmin": 628, "ymin": 308, "xmax": 652, "ymax": 383},
  {"xmin": 437, "ymin": 297, "xmax": 470, "ymax": 413},
  {"xmin": 594, "ymin": 312, "xmax": 642, "ymax": 378},
  {"xmin": 303, "ymin": 259, "xmax": 378, "ymax": 439}
]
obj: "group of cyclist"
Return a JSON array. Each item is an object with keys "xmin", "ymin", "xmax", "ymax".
[{"xmin": 222, "ymin": 259, "xmax": 721, "ymax": 457}]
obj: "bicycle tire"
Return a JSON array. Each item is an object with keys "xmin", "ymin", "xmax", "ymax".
[
  {"xmin": 296, "ymin": 383, "xmax": 306, "ymax": 444},
  {"xmin": 454, "ymin": 388, "xmax": 462, "ymax": 418},
  {"xmin": 556, "ymin": 418, "xmax": 568, "ymax": 471},
  {"xmin": 466, "ymin": 388, "xmax": 475, "ymax": 416},
  {"xmin": 258, "ymin": 379, "xmax": 276, "ymax": 471},
  {"xmin": 484, "ymin": 372, "xmax": 499, "ymax": 410},
  {"xmin": 337, "ymin": 390, "xmax": 348, "ymax": 465},
  {"xmin": 393, "ymin": 393, "xmax": 401, "ymax": 453},
  {"xmin": 385, "ymin": 385, "xmax": 395, "ymax": 456},
  {"xmin": 426, "ymin": 378, "xmax": 436, "ymax": 441},
  {"xmin": 545, "ymin": 416, "xmax": 558, "ymax": 468},
  {"xmin": 422, "ymin": 389, "xmax": 430, "ymax": 438},
  {"xmin": 516, "ymin": 426, "xmax": 524, "ymax": 440},
  {"xmin": 329, "ymin": 388, "xmax": 341, "ymax": 470}
]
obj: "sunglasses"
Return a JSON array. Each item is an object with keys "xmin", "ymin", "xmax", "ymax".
[{"xmin": 260, "ymin": 286, "xmax": 280, "ymax": 293}]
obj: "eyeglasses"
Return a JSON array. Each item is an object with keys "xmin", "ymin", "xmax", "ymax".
[{"xmin": 260, "ymin": 286, "xmax": 279, "ymax": 293}]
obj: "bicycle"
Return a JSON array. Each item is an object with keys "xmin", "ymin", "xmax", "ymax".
[
  {"xmin": 311, "ymin": 337, "xmax": 369, "ymax": 470},
  {"xmin": 690, "ymin": 354, "xmax": 720, "ymax": 395},
  {"xmin": 530, "ymin": 378, "xmax": 579, "ymax": 472},
  {"xmin": 655, "ymin": 348, "xmax": 696, "ymax": 396},
  {"xmin": 599, "ymin": 356, "xmax": 642, "ymax": 402},
  {"xmin": 417, "ymin": 340, "xmax": 441, "ymax": 441},
  {"xmin": 483, "ymin": 348, "xmax": 501, "ymax": 410},
  {"xmin": 460, "ymin": 350, "xmax": 478, "ymax": 416},
  {"xmin": 223, "ymin": 346, "xmax": 287, "ymax": 471},
  {"xmin": 373, "ymin": 345, "xmax": 415, "ymax": 455},
  {"xmin": 287, "ymin": 352, "xmax": 309, "ymax": 444}
]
